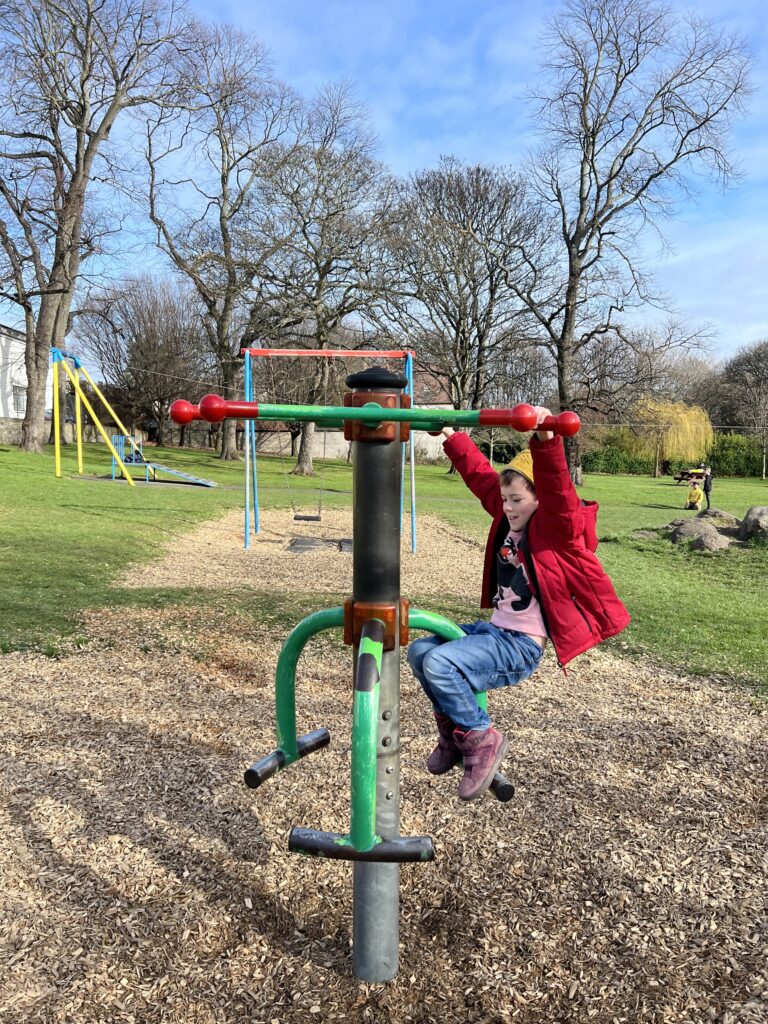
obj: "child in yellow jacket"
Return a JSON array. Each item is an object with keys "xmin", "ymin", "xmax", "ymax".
[{"xmin": 685, "ymin": 480, "xmax": 704, "ymax": 510}]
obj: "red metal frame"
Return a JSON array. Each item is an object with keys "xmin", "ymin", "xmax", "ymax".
[{"xmin": 242, "ymin": 348, "xmax": 414, "ymax": 359}]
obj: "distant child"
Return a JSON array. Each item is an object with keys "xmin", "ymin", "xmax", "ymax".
[
  {"xmin": 702, "ymin": 466, "xmax": 713, "ymax": 510},
  {"xmin": 407, "ymin": 408, "xmax": 630, "ymax": 801},
  {"xmin": 685, "ymin": 480, "xmax": 705, "ymax": 511}
]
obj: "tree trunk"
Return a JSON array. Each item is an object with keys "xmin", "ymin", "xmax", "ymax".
[
  {"xmin": 21, "ymin": 324, "xmax": 54, "ymax": 454},
  {"xmin": 47, "ymin": 372, "xmax": 70, "ymax": 445},
  {"xmin": 20, "ymin": 200, "xmax": 85, "ymax": 453},
  {"xmin": 290, "ymin": 426, "xmax": 301, "ymax": 457},
  {"xmin": 21, "ymin": 370, "xmax": 49, "ymax": 453},
  {"xmin": 559, "ymin": 265, "xmax": 580, "ymax": 480},
  {"xmin": 293, "ymin": 421, "xmax": 317, "ymax": 476},
  {"xmin": 292, "ymin": 354, "xmax": 329, "ymax": 475},
  {"xmin": 219, "ymin": 356, "xmax": 241, "ymax": 460}
]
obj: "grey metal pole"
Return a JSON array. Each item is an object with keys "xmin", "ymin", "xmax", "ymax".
[{"xmin": 348, "ymin": 367, "xmax": 407, "ymax": 982}]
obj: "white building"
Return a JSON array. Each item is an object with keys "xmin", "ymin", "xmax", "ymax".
[{"xmin": 0, "ymin": 323, "xmax": 53, "ymax": 429}]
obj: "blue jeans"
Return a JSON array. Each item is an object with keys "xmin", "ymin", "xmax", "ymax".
[{"xmin": 407, "ymin": 620, "xmax": 543, "ymax": 732}]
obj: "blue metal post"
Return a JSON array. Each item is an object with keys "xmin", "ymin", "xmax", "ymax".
[
  {"xmin": 406, "ymin": 353, "xmax": 417, "ymax": 553},
  {"xmin": 244, "ymin": 354, "xmax": 252, "ymax": 549},
  {"xmin": 250, "ymin": 355, "xmax": 259, "ymax": 535}
]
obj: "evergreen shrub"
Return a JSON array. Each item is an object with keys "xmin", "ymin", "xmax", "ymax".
[{"xmin": 708, "ymin": 433, "xmax": 763, "ymax": 477}]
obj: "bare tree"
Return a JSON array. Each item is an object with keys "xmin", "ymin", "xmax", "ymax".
[
  {"xmin": 470, "ymin": 0, "xmax": 751, "ymax": 473},
  {"xmin": 571, "ymin": 321, "xmax": 712, "ymax": 418},
  {"xmin": 647, "ymin": 350, "xmax": 720, "ymax": 407},
  {"xmin": 385, "ymin": 157, "xmax": 538, "ymax": 413},
  {"xmin": 78, "ymin": 275, "xmax": 215, "ymax": 443},
  {"xmin": 145, "ymin": 21, "xmax": 298, "ymax": 459},
  {"xmin": 719, "ymin": 340, "xmax": 768, "ymax": 479},
  {"xmin": 471, "ymin": 344, "xmax": 555, "ymax": 463},
  {"xmin": 245, "ymin": 82, "xmax": 397, "ymax": 475},
  {"xmin": 0, "ymin": 0, "xmax": 186, "ymax": 453}
]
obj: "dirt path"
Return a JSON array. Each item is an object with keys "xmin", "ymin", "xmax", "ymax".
[{"xmin": 1, "ymin": 511, "xmax": 766, "ymax": 1023}]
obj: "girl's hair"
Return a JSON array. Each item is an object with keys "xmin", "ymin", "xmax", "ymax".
[{"xmin": 499, "ymin": 467, "xmax": 536, "ymax": 495}]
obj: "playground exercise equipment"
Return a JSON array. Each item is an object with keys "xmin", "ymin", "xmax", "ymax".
[
  {"xmin": 170, "ymin": 373, "xmax": 579, "ymax": 982},
  {"xmin": 110, "ymin": 434, "xmax": 217, "ymax": 488},
  {"xmin": 241, "ymin": 347, "xmax": 418, "ymax": 551}
]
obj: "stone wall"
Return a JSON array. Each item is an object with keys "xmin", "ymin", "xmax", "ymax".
[
  {"xmin": 0, "ymin": 420, "xmax": 147, "ymax": 448},
  {"xmin": 171, "ymin": 425, "xmax": 449, "ymax": 463},
  {"xmin": 1, "ymin": 420, "xmax": 449, "ymax": 461},
  {"xmin": 251, "ymin": 428, "xmax": 447, "ymax": 462},
  {"xmin": 0, "ymin": 417, "xmax": 21, "ymax": 444}
]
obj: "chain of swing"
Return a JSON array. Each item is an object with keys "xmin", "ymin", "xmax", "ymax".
[{"xmin": 264, "ymin": 355, "xmax": 332, "ymax": 523}]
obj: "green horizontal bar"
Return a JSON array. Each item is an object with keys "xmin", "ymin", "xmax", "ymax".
[{"xmin": 258, "ymin": 402, "xmax": 480, "ymax": 429}]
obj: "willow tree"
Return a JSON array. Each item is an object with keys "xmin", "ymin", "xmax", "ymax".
[{"xmin": 631, "ymin": 398, "xmax": 713, "ymax": 477}]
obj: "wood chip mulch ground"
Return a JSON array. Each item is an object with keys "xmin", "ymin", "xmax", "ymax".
[
  {"xmin": 1, "ymin": 510, "xmax": 766, "ymax": 1023},
  {"xmin": 118, "ymin": 508, "xmax": 484, "ymax": 598}
]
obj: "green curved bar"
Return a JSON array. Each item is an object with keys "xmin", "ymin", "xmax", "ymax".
[
  {"xmin": 408, "ymin": 608, "xmax": 488, "ymax": 713},
  {"xmin": 275, "ymin": 607, "xmax": 345, "ymax": 761},
  {"xmin": 408, "ymin": 609, "xmax": 466, "ymax": 642}
]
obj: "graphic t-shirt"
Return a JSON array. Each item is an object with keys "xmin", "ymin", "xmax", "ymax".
[{"xmin": 489, "ymin": 529, "xmax": 547, "ymax": 641}]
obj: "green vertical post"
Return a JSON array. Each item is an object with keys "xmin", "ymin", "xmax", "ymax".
[{"xmin": 349, "ymin": 621, "xmax": 385, "ymax": 852}]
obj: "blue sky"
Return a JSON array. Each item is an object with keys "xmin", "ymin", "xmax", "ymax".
[{"xmin": 191, "ymin": 0, "xmax": 768, "ymax": 361}]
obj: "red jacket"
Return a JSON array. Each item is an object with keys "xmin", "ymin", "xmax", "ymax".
[{"xmin": 444, "ymin": 432, "xmax": 631, "ymax": 668}]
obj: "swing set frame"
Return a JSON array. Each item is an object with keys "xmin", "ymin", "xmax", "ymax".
[{"xmin": 241, "ymin": 347, "xmax": 418, "ymax": 550}]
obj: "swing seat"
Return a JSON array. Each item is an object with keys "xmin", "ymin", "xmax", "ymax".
[{"xmin": 294, "ymin": 514, "xmax": 322, "ymax": 522}]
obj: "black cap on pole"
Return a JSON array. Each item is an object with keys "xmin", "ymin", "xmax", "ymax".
[{"xmin": 346, "ymin": 366, "xmax": 408, "ymax": 390}]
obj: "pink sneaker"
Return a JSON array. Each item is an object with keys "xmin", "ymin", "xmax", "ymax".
[
  {"xmin": 427, "ymin": 713, "xmax": 462, "ymax": 775},
  {"xmin": 453, "ymin": 727, "xmax": 509, "ymax": 801}
]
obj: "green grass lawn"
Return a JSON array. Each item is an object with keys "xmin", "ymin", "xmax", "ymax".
[{"xmin": 1, "ymin": 441, "xmax": 766, "ymax": 691}]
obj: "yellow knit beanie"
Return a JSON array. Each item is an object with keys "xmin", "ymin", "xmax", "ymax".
[{"xmin": 506, "ymin": 449, "xmax": 534, "ymax": 486}]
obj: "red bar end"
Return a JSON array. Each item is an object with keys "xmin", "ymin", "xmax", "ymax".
[{"xmin": 170, "ymin": 399, "xmax": 200, "ymax": 425}]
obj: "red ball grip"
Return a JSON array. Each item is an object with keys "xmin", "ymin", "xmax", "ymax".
[
  {"xmin": 479, "ymin": 404, "xmax": 580, "ymax": 436},
  {"xmin": 171, "ymin": 395, "xmax": 260, "ymax": 424},
  {"xmin": 170, "ymin": 399, "xmax": 202, "ymax": 425}
]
